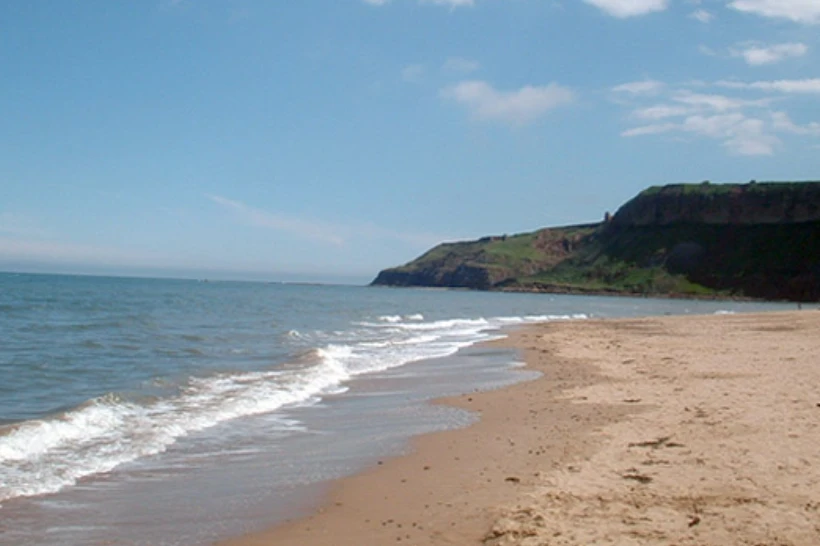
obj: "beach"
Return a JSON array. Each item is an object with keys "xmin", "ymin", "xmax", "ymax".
[
  {"xmin": 222, "ymin": 310, "xmax": 820, "ymax": 545},
  {"xmin": 10, "ymin": 277, "xmax": 793, "ymax": 545}
]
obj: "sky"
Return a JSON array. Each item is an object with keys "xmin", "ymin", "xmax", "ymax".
[{"xmin": 1, "ymin": 0, "xmax": 819, "ymax": 283}]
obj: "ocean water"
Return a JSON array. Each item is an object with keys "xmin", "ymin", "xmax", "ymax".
[{"xmin": 0, "ymin": 272, "xmax": 795, "ymax": 545}]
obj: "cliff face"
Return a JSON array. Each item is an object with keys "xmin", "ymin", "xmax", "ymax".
[
  {"xmin": 371, "ymin": 263, "xmax": 503, "ymax": 290},
  {"xmin": 371, "ymin": 225, "xmax": 598, "ymax": 291},
  {"xmin": 372, "ymin": 181, "xmax": 820, "ymax": 302},
  {"xmin": 611, "ymin": 182, "xmax": 820, "ymax": 226}
]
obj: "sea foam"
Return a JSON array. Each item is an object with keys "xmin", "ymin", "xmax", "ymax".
[{"xmin": 0, "ymin": 311, "xmax": 583, "ymax": 504}]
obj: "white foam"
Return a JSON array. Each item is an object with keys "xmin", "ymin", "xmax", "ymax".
[
  {"xmin": 0, "ymin": 361, "xmax": 350, "ymax": 502},
  {"xmin": 0, "ymin": 310, "xmax": 587, "ymax": 504},
  {"xmin": 373, "ymin": 313, "xmax": 424, "ymax": 324}
]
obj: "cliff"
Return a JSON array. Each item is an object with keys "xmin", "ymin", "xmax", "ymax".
[
  {"xmin": 372, "ymin": 226, "xmax": 597, "ymax": 290},
  {"xmin": 371, "ymin": 181, "xmax": 820, "ymax": 302},
  {"xmin": 611, "ymin": 182, "xmax": 820, "ymax": 226}
]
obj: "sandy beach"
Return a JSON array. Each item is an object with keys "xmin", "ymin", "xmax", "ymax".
[{"xmin": 222, "ymin": 310, "xmax": 820, "ymax": 546}]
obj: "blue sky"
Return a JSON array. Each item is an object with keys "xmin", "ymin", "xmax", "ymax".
[{"xmin": 1, "ymin": 0, "xmax": 819, "ymax": 283}]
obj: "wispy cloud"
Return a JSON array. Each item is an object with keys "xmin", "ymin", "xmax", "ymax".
[
  {"xmin": 612, "ymin": 79, "xmax": 665, "ymax": 96},
  {"xmin": 613, "ymin": 79, "xmax": 820, "ymax": 155},
  {"xmin": 624, "ymin": 112, "xmax": 780, "ymax": 156},
  {"xmin": 631, "ymin": 105, "xmax": 693, "ymax": 121},
  {"xmin": 771, "ymin": 111, "xmax": 820, "ymax": 135},
  {"xmin": 622, "ymin": 123, "xmax": 679, "ymax": 137},
  {"xmin": 441, "ymin": 80, "xmax": 574, "ymax": 126},
  {"xmin": 584, "ymin": 0, "xmax": 668, "ymax": 18},
  {"xmin": 690, "ymin": 9, "xmax": 714, "ymax": 23},
  {"xmin": 729, "ymin": 0, "xmax": 820, "ymax": 24},
  {"xmin": 730, "ymin": 42, "xmax": 808, "ymax": 66},
  {"xmin": 717, "ymin": 78, "xmax": 820, "ymax": 94},
  {"xmin": 207, "ymin": 195, "xmax": 346, "ymax": 245},
  {"xmin": 401, "ymin": 63, "xmax": 426, "ymax": 83},
  {"xmin": 207, "ymin": 195, "xmax": 451, "ymax": 248},
  {"xmin": 672, "ymin": 90, "xmax": 772, "ymax": 112}
]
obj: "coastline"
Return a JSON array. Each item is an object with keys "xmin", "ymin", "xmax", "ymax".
[{"xmin": 220, "ymin": 310, "xmax": 820, "ymax": 545}]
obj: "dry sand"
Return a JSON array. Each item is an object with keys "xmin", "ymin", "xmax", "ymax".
[{"xmin": 221, "ymin": 311, "xmax": 820, "ymax": 546}]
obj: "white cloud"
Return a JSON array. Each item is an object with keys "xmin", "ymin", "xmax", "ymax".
[
  {"xmin": 751, "ymin": 79, "xmax": 820, "ymax": 93},
  {"xmin": 690, "ymin": 9, "xmax": 714, "ymax": 23},
  {"xmin": 720, "ymin": 118, "xmax": 779, "ymax": 155},
  {"xmin": 401, "ymin": 64, "xmax": 426, "ymax": 83},
  {"xmin": 622, "ymin": 123, "xmax": 678, "ymax": 136},
  {"xmin": 682, "ymin": 112, "xmax": 747, "ymax": 137},
  {"xmin": 632, "ymin": 105, "xmax": 693, "ymax": 120},
  {"xmin": 442, "ymin": 80, "xmax": 574, "ymax": 126},
  {"xmin": 629, "ymin": 91, "xmax": 771, "ymax": 125},
  {"xmin": 584, "ymin": 0, "xmax": 669, "ymax": 18},
  {"xmin": 612, "ymin": 79, "xmax": 665, "ymax": 95},
  {"xmin": 730, "ymin": 42, "xmax": 808, "ymax": 65},
  {"xmin": 443, "ymin": 57, "xmax": 480, "ymax": 74},
  {"xmin": 771, "ymin": 111, "xmax": 820, "ymax": 135},
  {"xmin": 625, "ymin": 113, "xmax": 779, "ymax": 155},
  {"xmin": 717, "ymin": 78, "xmax": 820, "ymax": 93},
  {"xmin": 729, "ymin": 0, "xmax": 820, "ymax": 24},
  {"xmin": 615, "ymin": 80, "xmax": 806, "ymax": 155},
  {"xmin": 672, "ymin": 90, "xmax": 770, "ymax": 112}
]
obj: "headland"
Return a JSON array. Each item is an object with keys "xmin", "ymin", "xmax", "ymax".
[{"xmin": 373, "ymin": 181, "xmax": 820, "ymax": 302}]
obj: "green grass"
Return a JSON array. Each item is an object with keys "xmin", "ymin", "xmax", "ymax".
[
  {"xmin": 376, "ymin": 181, "xmax": 820, "ymax": 301},
  {"xmin": 484, "ymin": 233, "xmax": 540, "ymax": 261},
  {"xmin": 639, "ymin": 180, "xmax": 819, "ymax": 198}
]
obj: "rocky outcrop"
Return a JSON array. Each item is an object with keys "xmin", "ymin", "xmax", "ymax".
[
  {"xmin": 372, "ymin": 181, "xmax": 820, "ymax": 302},
  {"xmin": 372, "ymin": 225, "xmax": 599, "ymax": 291},
  {"xmin": 371, "ymin": 262, "xmax": 510, "ymax": 290}
]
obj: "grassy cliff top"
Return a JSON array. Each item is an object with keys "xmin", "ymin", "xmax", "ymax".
[
  {"xmin": 373, "ymin": 181, "xmax": 820, "ymax": 301},
  {"xmin": 638, "ymin": 180, "xmax": 820, "ymax": 197}
]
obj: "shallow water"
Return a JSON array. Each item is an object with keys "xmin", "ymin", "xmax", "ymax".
[{"xmin": 0, "ymin": 273, "xmax": 796, "ymax": 545}]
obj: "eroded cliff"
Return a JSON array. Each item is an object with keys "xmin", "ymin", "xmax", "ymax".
[{"xmin": 372, "ymin": 181, "xmax": 820, "ymax": 301}]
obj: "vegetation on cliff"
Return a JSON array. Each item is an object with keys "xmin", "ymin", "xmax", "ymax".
[{"xmin": 372, "ymin": 181, "xmax": 820, "ymax": 302}]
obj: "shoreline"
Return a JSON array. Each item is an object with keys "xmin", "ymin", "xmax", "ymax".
[
  {"xmin": 220, "ymin": 310, "xmax": 820, "ymax": 545},
  {"xmin": 218, "ymin": 320, "xmax": 625, "ymax": 546}
]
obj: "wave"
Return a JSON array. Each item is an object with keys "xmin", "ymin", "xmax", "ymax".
[
  {"xmin": 376, "ymin": 313, "xmax": 425, "ymax": 323},
  {"xmin": 0, "ymin": 311, "xmax": 585, "ymax": 504},
  {"xmin": 0, "ymin": 354, "xmax": 350, "ymax": 503}
]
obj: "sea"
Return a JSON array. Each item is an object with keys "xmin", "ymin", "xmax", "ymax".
[{"xmin": 0, "ymin": 272, "xmax": 797, "ymax": 545}]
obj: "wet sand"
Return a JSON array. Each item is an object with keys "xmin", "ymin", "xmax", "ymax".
[{"xmin": 221, "ymin": 311, "xmax": 820, "ymax": 545}]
